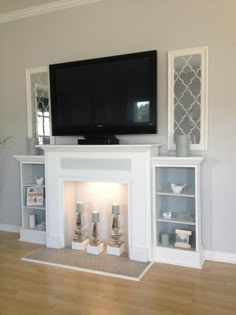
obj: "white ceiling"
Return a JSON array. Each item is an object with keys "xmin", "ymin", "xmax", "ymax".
[{"xmin": 0, "ymin": 0, "xmax": 61, "ymax": 14}]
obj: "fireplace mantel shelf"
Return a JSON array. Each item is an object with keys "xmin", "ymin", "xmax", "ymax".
[{"xmin": 38, "ymin": 144, "xmax": 161, "ymax": 153}]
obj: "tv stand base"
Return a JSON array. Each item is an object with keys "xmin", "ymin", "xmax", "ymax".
[{"xmin": 78, "ymin": 135, "xmax": 119, "ymax": 145}]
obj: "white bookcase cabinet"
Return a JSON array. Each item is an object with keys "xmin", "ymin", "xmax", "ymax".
[
  {"xmin": 14, "ymin": 155, "xmax": 46, "ymax": 244},
  {"xmin": 152, "ymin": 157, "xmax": 205, "ymax": 268}
]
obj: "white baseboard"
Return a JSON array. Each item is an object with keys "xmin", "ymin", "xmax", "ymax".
[
  {"xmin": 0, "ymin": 224, "xmax": 20, "ymax": 233},
  {"xmin": 204, "ymin": 250, "xmax": 236, "ymax": 264}
]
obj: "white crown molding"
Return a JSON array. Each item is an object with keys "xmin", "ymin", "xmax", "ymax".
[{"xmin": 0, "ymin": 0, "xmax": 103, "ymax": 24}]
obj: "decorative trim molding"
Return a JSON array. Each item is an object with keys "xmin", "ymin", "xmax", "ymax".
[
  {"xmin": 204, "ymin": 250, "xmax": 236, "ymax": 265},
  {"xmin": 0, "ymin": 224, "xmax": 20, "ymax": 233},
  {"xmin": 0, "ymin": 0, "xmax": 103, "ymax": 24}
]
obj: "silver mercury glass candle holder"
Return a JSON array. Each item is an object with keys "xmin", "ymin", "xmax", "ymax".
[
  {"xmin": 109, "ymin": 213, "xmax": 123, "ymax": 247},
  {"xmin": 107, "ymin": 204, "xmax": 125, "ymax": 256},
  {"xmin": 90, "ymin": 211, "xmax": 100, "ymax": 246},
  {"xmin": 87, "ymin": 211, "xmax": 104, "ymax": 255},
  {"xmin": 72, "ymin": 202, "xmax": 89, "ymax": 251},
  {"xmin": 73, "ymin": 202, "xmax": 86, "ymax": 242}
]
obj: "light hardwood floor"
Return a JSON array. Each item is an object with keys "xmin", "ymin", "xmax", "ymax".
[{"xmin": 0, "ymin": 232, "xmax": 236, "ymax": 315}]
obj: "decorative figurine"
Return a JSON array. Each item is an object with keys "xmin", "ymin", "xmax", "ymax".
[
  {"xmin": 170, "ymin": 183, "xmax": 186, "ymax": 194},
  {"xmin": 72, "ymin": 202, "xmax": 89, "ymax": 251},
  {"xmin": 87, "ymin": 211, "xmax": 104, "ymax": 255},
  {"xmin": 34, "ymin": 176, "xmax": 44, "ymax": 186},
  {"xmin": 107, "ymin": 204, "xmax": 125, "ymax": 256}
]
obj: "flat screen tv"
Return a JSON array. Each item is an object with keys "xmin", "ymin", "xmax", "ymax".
[{"xmin": 49, "ymin": 50, "xmax": 157, "ymax": 139}]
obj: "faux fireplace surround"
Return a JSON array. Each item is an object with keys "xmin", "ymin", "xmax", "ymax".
[{"xmin": 41, "ymin": 144, "xmax": 160, "ymax": 263}]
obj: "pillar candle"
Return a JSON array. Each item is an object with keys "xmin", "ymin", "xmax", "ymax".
[
  {"xmin": 92, "ymin": 211, "xmax": 99, "ymax": 223},
  {"xmin": 112, "ymin": 204, "xmax": 120, "ymax": 215},
  {"xmin": 76, "ymin": 202, "xmax": 84, "ymax": 212},
  {"xmin": 29, "ymin": 214, "xmax": 36, "ymax": 229}
]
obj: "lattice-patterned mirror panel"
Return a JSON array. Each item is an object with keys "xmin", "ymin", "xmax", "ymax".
[
  {"xmin": 168, "ymin": 47, "xmax": 208, "ymax": 150},
  {"xmin": 26, "ymin": 67, "xmax": 52, "ymax": 145}
]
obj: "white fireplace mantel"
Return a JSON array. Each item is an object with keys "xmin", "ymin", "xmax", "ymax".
[
  {"xmin": 39, "ymin": 144, "xmax": 160, "ymax": 152},
  {"xmin": 40, "ymin": 144, "xmax": 160, "ymax": 262}
]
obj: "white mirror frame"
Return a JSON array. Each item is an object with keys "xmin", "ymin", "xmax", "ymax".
[
  {"xmin": 168, "ymin": 47, "xmax": 208, "ymax": 151},
  {"xmin": 25, "ymin": 66, "xmax": 54, "ymax": 144}
]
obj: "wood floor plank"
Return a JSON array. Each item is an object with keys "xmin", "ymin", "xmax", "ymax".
[{"xmin": 0, "ymin": 232, "xmax": 236, "ymax": 315}]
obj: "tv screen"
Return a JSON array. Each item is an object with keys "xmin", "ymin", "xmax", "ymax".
[{"xmin": 49, "ymin": 50, "xmax": 157, "ymax": 137}]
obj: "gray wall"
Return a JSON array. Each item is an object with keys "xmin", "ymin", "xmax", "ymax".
[{"xmin": 0, "ymin": 0, "xmax": 235, "ymax": 253}]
